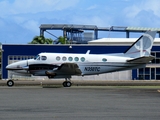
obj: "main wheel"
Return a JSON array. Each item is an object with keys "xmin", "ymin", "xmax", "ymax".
[
  {"xmin": 63, "ymin": 81, "xmax": 72, "ymax": 87},
  {"xmin": 66, "ymin": 81, "xmax": 72, "ymax": 87},
  {"xmin": 7, "ymin": 80, "xmax": 14, "ymax": 87}
]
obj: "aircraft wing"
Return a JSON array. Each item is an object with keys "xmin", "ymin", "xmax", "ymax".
[{"xmin": 127, "ymin": 56, "xmax": 155, "ymax": 63}]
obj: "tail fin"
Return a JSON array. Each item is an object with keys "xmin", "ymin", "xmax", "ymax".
[{"xmin": 124, "ymin": 31, "xmax": 157, "ymax": 58}]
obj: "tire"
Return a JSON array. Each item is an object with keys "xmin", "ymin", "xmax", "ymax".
[
  {"xmin": 7, "ymin": 80, "xmax": 14, "ymax": 87},
  {"xmin": 63, "ymin": 81, "xmax": 67, "ymax": 87},
  {"xmin": 66, "ymin": 81, "xmax": 72, "ymax": 87},
  {"xmin": 63, "ymin": 81, "xmax": 72, "ymax": 87}
]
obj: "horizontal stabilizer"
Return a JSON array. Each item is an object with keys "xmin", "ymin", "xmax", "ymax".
[{"xmin": 127, "ymin": 56, "xmax": 155, "ymax": 63}]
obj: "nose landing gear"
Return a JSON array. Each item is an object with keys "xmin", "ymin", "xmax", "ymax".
[{"xmin": 7, "ymin": 80, "xmax": 14, "ymax": 87}]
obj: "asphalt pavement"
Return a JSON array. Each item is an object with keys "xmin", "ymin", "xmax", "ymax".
[
  {"xmin": 1, "ymin": 79, "xmax": 160, "ymax": 86},
  {"xmin": 0, "ymin": 86, "xmax": 160, "ymax": 120}
]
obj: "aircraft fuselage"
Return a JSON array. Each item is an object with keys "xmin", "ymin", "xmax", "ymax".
[{"xmin": 6, "ymin": 53, "xmax": 146, "ymax": 77}]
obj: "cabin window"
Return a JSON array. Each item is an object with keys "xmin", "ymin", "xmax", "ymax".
[
  {"xmin": 74, "ymin": 57, "xmax": 79, "ymax": 61},
  {"xmin": 62, "ymin": 56, "xmax": 67, "ymax": 61},
  {"xmin": 68, "ymin": 57, "xmax": 73, "ymax": 61},
  {"xmin": 56, "ymin": 56, "xmax": 60, "ymax": 61},
  {"xmin": 81, "ymin": 57, "xmax": 85, "ymax": 62},
  {"xmin": 41, "ymin": 56, "xmax": 47, "ymax": 61},
  {"xmin": 102, "ymin": 58, "xmax": 107, "ymax": 62}
]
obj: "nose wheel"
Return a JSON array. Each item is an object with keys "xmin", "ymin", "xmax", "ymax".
[{"xmin": 7, "ymin": 80, "xmax": 14, "ymax": 87}]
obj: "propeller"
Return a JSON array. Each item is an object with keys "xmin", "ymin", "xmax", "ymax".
[{"xmin": 22, "ymin": 60, "xmax": 29, "ymax": 71}]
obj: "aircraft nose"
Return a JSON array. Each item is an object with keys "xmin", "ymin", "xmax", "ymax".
[
  {"xmin": 6, "ymin": 64, "xmax": 12, "ymax": 70},
  {"xmin": 6, "ymin": 60, "xmax": 28, "ymax": 70}
]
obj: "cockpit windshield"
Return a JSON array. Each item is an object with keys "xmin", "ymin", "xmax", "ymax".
[
  {"xmin": 34, "ymin": 55, "xmax": 40, "ymax": 60},
  {"xmin": 34, "ymin": 55, "xmax": 47, "ymax": 61}
]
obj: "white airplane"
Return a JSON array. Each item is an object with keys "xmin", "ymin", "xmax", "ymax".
[{"xmin": 6, "ymin": 31, "xmax": 157, "ymax": 87}]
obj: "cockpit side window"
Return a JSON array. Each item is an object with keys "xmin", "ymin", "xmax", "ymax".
[{"xmin": 41, "ymin": 56, "xmax": 47, "ymax": 61}]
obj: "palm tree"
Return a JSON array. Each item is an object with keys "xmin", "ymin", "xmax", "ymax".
[
  {"xmin": 57, "ymin": 36, "xmax": 69, "ymax": 44},
  {"xmin": 29, "ymin": 36, "xmax": 53, "ymax": 44}
]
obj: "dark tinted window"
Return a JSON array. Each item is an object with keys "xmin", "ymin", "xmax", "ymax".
[{"xmin": 41, "ymin": 56, "xmax": 47, "ymax": 60}]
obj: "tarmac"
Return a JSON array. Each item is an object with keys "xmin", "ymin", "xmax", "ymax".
[
  {"xmin": 0, "ymin": 85, "xmax": 160, "ymax": 120},
  {"xmin": 0, "ymin": 80, "xmax": 160, "ymax": 120},
  {"xmin": 1, "ymin": 79, "xmax": 160, "ymax": 86}
]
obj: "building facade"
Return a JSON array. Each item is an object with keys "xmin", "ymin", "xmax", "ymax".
[{"xmin": 2, "ymin": 43, "xmax": 160, "ymax": 80}]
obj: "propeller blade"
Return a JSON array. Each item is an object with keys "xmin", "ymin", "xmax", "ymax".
[{"xmin": 22, "ymin": 60, "xmax": 29, "ymax": 70}]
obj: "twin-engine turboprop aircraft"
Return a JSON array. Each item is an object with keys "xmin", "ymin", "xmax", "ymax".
[{"xmin": 6, "ymin": 31, "xmax": 157, "ymax": 87}]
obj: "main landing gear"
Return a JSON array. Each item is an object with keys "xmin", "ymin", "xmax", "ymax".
[
  {"xmin": 62, "ymin": 78, "xmax": 72, "ymax": 87},
  {"xmin": 7, "ymin": 80, "xmax": 14, "ymax": 87}
]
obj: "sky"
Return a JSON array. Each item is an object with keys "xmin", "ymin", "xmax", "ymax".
[{"xmin": 0, "ymin": 0, "xmax": 160, "ymax": 44}]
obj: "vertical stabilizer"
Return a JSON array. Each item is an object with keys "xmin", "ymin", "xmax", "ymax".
[{"xmin": 124, "ymin": 31, "xmax": 157, "ymax": 58}]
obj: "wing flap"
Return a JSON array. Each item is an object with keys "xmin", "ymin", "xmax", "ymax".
[{"xmin": 127, "ymin": 56, "xmax": 155, "ymax": 63}]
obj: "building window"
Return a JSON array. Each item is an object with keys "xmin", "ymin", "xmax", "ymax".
[
  {"xmin": 156, "ymin": 68, "xmax": 160, "ymax": 74},
  {"xmin": 138, "ymin": 67, "xmax": 160, "ymax": 80},
  {"xmin": 151, "ymin": 68, "xmax": 155, "ymax": 79},
  {"xmin": 145, "ymin": 68, "xmax": 150, "ymax": 74},
  {"xmin": 151, "ymin": 52, "xmax": 160, "ymax": 64},
  {"xmin": 145, "ymin": 75, "xmax": 150, "ymax": 80},
  {"xmin": 156, "ymin": 52, "xmax": 160, "ymax": 58},
  {"xmin": 138, "ymin": 68, "xmax": 144, "ymax": 80},
  {"xmin": 151, "ymin": 59, "xmax": 156, "ymax": 63},
  {"xmin": 138, "ymin": 68, "xmax": 150, "ymax": 80},
  {"xmin": 151, "ymin": 52, "xmax": 155, "ymax": 56},
  {"xmin": 9, "ymin": 56, "xmax": 13, "ymax": 60}
]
